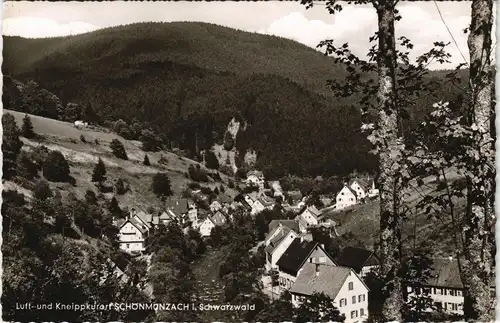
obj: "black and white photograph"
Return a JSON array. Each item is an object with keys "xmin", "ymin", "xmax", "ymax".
[{"xmin": 1, "ymin": 0, "xmax": 497, "ymax": 322}]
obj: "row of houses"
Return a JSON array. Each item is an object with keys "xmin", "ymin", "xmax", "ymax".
[{"xmin": 263, "ymin": 219, "xmax": 379, "ymax": 323}]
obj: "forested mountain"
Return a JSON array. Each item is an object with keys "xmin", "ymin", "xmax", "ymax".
[{"xmin": 2, "ymin": 22, "xmax": 466, "ymax": 178}]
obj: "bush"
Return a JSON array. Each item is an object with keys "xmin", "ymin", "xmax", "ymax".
[
  {"xmin": 143, "ymin": 154, "xmax": 151, "ymax": 166},
  {"xmin": 33, "ymin": 179, "xmax": 53, "ymax": 201},
  {"xmin": 43, "ymin": 150, "xmax": 70, "ymax": 182},
  {"xmin": 188, "ymin": 182, "xmax": 201, "ymax": 190},
  {"xmin": 200, "ymin": 186, "xmax": 212, "ymax": 195},
  {"xmin": 21, "ymin": 114, "xmax": 36, "ymax": 139},
  {"xmin": 92, "ymin": 158, "xmax": 107, "ymax": 184},
  {"xmin": 205, "ymin": 150, "xmax": 220, "ymax": 170},
  {"xmin": 16, "ymin": 151, "xmax": 40, "ymax": 180},
  {"xmin": 151, "ymin": 173, "xmax": 172, "ymax": 199},
  {"xmin": 140, "ymin": 129, "xmax": 162, "ymax": 152},
  {"xmin": 115, "ymin": 178, "xmax": 127, "ymax": 195},
  {"xmin": 223, "ymin": 131, "xmax": 234, "ymax": 150},
  {"xmin": 188, "ymin": 164, "xmax": 209, "ymax": 182},
  {"xmin": 110, "ymin": 139, "xmax": 128, "ymax": 160}
]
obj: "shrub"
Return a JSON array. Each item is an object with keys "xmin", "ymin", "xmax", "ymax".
[
  {"xmin": 200, "ymin": 186, "xmax": 212, "ymax": 195},
  {"xmin": 188, "ymin": 182, "xmax": 201, "ymax": 190},
  {"xmin": 92, "ymin": 158, "xmax": 107, "ymax": 184},
  {"xmin": 80, "ymin": 134, "xmax": 86, "ymax": 143},
  {"xmin": 21, "ymin": 114, "xmax": 36, "ymax": 139},
  {"xmin": 33, "ymin": 179, "xmax": 53, "ymax": 201},
  {"xmin": 115, "ymin": 178, "xmax": 127, "ymax": 195},
  {"xmin": 110, "ymin": 139, "xmax": 128, "ymax": 160},
  {"xmin": 43, "ymin": 150, "xmax": 70, "ymax": 182},
  {"xmin": 205, "ymin": 150, "xmax": 220, "ymax": 170},
  {"xmin": 143, "ymin": 154, "xmax": 151, "ymax": 166},
  {"xmin": 188, "ymin": 164, "xmax": 209, "ymax": 182},
  {"xmin": 151, "ymin": 173, "xmax": 172, "ymax": 199}
]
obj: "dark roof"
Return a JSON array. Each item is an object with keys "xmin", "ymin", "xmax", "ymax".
[
  {"xmin": 350, "ymin": 178, "xmax": 373, "ymax": 191},
  {"xmin": 276, "ymin": 238, "xmax": 318, "ymax": 274},
  {"xmin": 290, "ymin": 264, "xmax": 355, "ymax": 299},
  {"xmin": 265, "ymin": 226, "xmax": 293, "ymax": 254},
  {"xmin": 165, "ymin": 198, "xmax": 189, "ymax": 215},
  {"xmin": 335, "ymin": 246, "xmax": 379, "ymax": 273},
  {"xmin": 119, "ymin": 218, "xmax": 148, "ymax": 235},
  {"xmin": 269, "ymin": 219, "xmax": 300, "ymax": 233}
]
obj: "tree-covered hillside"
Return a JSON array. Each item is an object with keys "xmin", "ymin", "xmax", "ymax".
[{"xmin": 2, "ymin": 22, "xmax": 466, "ymax": 178}]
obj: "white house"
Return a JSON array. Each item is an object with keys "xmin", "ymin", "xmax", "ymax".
[
  {"xmin": 265, "ymin": 227, "xmax": 298, "ymax": 271},
  {"xmin": 118, "ymin": 218, "xmax": 149, "ymax": 253},
  {"xmin": 165, "ymin": 198, "xmax": 198, "ymax": 227},
  {"xmin": 251, "ymin": 199, "xmax": 266, "ymax": 215},
  {"xmin": 405, "ymin": 257, "xmax": 495, "ymax": 316},
  {"xmin": 210, "ymin": 200, "xmax": 223, "ymax": 213},
  {"xmin": 336, "ymin": 185, "xmax": 358, "ymax": 210},
  {"xmin": 270, "ymin": 181, "xmax": 285, "ymax": 199},
  {"xmin": 199, "ymin": 217, "xmax": 216, "ymax": 237},
  {"xmin": 290, "ymin": 264, "xmax": 370, "ymax": 323},
  {"xmin": 266, "ymin": 220, "xmax": 305, "ymax": 245},
  {"xmin": 246, "ymin": 170, "xmax": 265, "ymax": 189},
  {"xmin": 295, "ymin": 205, "xmax": 321, "ymax": 227},
  {"xmin": 276, "ymin": 238, "xmax": 337, "ymax": 291}
]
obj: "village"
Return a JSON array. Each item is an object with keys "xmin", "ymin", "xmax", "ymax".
[{"xmin": 116, "ymin": 169, "xmax": 474, "ymax": 322}]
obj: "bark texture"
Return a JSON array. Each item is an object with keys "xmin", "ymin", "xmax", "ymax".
[
  {"xmin": 462, "ymin": 0, "xmax": 495, "ymax": 320},
  {"xmin": 375, "ymin": 0, "xmax": 404, "ymax": 321}
]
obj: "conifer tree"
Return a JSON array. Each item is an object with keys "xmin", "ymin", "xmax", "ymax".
[
  {"xmin": 21, "ymin": 114, "xmax": 36, "ymax": 138},
  {"xmin": 92, "ymin": 158, "xmax": 107, "ymax": 186}
]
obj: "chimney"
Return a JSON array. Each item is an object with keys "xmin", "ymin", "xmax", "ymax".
[
  {"xmin": 300, "ymin": 236, "xmax": 304, "ymax": 243},
  {"xmin": 315, "ymin": 263, "xmax": 320, "ymax": 277},
  {"xmin": 320, "ymin": 243, "xmax": 325, "ymax": 249}
]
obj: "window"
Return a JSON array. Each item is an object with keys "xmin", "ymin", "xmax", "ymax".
[
  {"xmin": 348, "ymin": 282, "xmax": 354, "ymax": 290},
  {"xmin": 340, "ymin": 298, "xmax": 347, "ymax": 307},
  {"xmin": 126, "ymin": 243, "xmax": 130, "ymax": 249},
  {"xmin": 319, "ymin": 256, "xmax": 326, "ymax": 264},
  {"xmin": 352, "ymin": 296, "xmax": 356, "ymax": 304},
  {"xmin": 360, "ymin": 308, "xmax": 365, "ymax": 317},
  {"xmin": 351, "ymin": 310, "xmax": 358, "ymax": 319},
  {"xmin": 309, "ymin": 258, "xmax": 313, "ymax": 263},
  {"xmin": 436, "ymin": 288, "xmax": 442, "ymax": 295},
  {"xmin": 359, "ymin": 294, "xmax": 365, "ymax": 302}
]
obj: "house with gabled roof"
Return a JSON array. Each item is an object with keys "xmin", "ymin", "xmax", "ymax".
[
  {"xmin": 336, "ymin": 184, "xmax": 358, "ymax": 210},
  {"xmin": 132, "ymin": 210, "xmax": 153, "ymax": 230},
  {"xmin": 246, "ymin": 170, "xmax": 265, "ymax": 189},
  {"xmin": 276, "ymin": 237, "xmax": 337, "ymax": 290},
  {"xmin": 290, "ymin": 264, "xmax": 370, "ymax": 323},
  {"xmin": 266, "ymin": 219, "xmax": 305, "ymax": 244},
  {"xmin": 405, "ymin": 257, "xmax": 495, "ymax": 316},
  {"xmin": 165, "ymin": 198, "xmax": 198, "ymax": 226},
  {"xmin": 117, "ymin": 217, "xmax": 149, "ymax": 253},
  {"xmin": 199, "ymin": 217, "xmax": 216, "ymax": 237},
  {"xmin": 265, "ymin": 226, "xmax": 298, "ymax": 271},
  {"xmin": 336, "ymin": 246, "xmax": 380, "ymax": 277},
  {"xmin": 295, "ymin": 205, "xmax": 321, "ymax": 228},
  {"xmin": 211, "ymin": 210, "xmax": 227, "ymax": 226}
]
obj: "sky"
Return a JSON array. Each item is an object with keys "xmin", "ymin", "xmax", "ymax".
[{"xmin": 2, "ymin": 1, "xmax": 498, "ymax": 69}]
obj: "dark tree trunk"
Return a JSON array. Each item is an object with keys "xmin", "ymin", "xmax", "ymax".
[
  {"xmin": 375, "ymin": 0, "xmax": 403, "ymax": 321},
  {"xmin": 462, "ymin": 0, "xmax": 495, "ymax": 320}
]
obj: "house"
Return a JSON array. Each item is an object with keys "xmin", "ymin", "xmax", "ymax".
[
  {"xmin": 211, "ymin": 210, "xmax": 227, "ymax": 226},
  {"xmin": 266, "ymin": 219, "xmax": 305, "ymax": 245},
  {"xmin": 295, "ymin": 205, "xmax": 321, "ymax": 228},
  {"xmin": 336, "ymin": 246, "xmax": 381, "ymax": 277},
  {"xmin": 265, "ymin": 227, "xmax": 299, "ymax": 271},
  {"xmin": 199, "ymin": 217, "xmax": 216, "ymax": 237},
  {"xmin": 259, "ymin": 195, "xmax": 276, "ymax": 210},
  {"xmin": 132, "ymin": 210, "xmax": 154, "ymax": 230},
  {"xmin": 350, "ymin": 178, "xmax": 378, "ymax": 199},
  {"xmin": 290, "ymin": 264, "xmax": 370, "ymax": 323},
  {"xmin": 336, "ymin": 185, "xmax": 358, "ymax": 210},
  {"xmin": 209, "ymin": 200, "xmax": 223, "ymax": 213},
  {"xmin": 246, "ymin": 170, "xmax": 265, "ymax": 189},
  {"xmin": 405, "ymin": 257, "xmax": 495, "ymax": 316},
  {"xmin": 250, "ymin": 199, "xmax": 266, "ymax": 215},
  {"xmin": 117, "ymin": 218, "xmax": 149, "ymax": 253},
  {"xmin": 165, "ymin": 198, "xmax": 198, "ymax": 226},
  {"xmin": 276, "ymin": 238, "xmax": 337, "ymax": 290},
  {"xmin": 152, "ymin": 210, "xmax": 177, "ymax": 227}
]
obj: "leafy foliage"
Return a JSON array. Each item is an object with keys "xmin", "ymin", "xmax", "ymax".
[
  {"xmin": 91, "ymin": 158, "xmax": 107, "ymax": 184},
  {"xmin": 2, "ymin": 113, "xmax": 23, "ymax": 179},
  {"xmin": 151, "ymin": 173, "xmax": 172, "ymax": 199},
  {"xmin": 42, "ymin": 150, "xmax": 71, "ymax": 182},
  {"xmin": 21, "ymin": 114, "xmax": 36, "ymax": 138},
  {"xmin": 109, "ymin": 139, "xmax": 128, "ymax": 160}
]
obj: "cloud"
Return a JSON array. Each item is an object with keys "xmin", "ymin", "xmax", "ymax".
[
  {"xmin": 255, "ymin": 5, "xmax": 496, "ymax": 69},
  {"xmin": 3, "ymin": 17, "xmax": 99, "ymax": 38}
]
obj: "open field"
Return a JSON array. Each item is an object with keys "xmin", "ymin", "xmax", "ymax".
[{"xmin": 4, "ymin": 109, "xmax": 238, "ymax": 210}]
